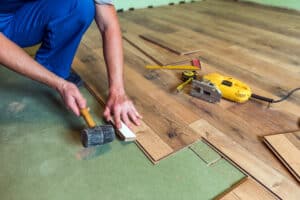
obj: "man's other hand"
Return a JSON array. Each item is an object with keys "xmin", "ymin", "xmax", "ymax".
[
  {"xmin": 57, "ymin": 80, "xmax": 87, "ymax": 116},
  {"xmin": 104, "ymin": 90, "xmax": 142, "ymax": 129}
]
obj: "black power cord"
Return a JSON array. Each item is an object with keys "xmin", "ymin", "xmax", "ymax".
[{"xmin": 251, "ymin": 87, "xmax": 300, "ymax": 104}]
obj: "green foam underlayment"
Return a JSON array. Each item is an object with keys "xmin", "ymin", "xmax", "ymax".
[
  {"xmin": 190, "ymin": 142, "xmax": 222, "ymax": 165},
  {"xmin": 0, "ymin": 67, "xmax": 244, "ymax": 200}
]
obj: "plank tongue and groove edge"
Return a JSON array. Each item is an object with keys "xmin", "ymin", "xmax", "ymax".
[
  {"xmin": 215, "ymin": 177, "xmax": 277, "ymax": 200},
  {"xmin": 189, "ymin": 119, "xmax": 300, "ymax": 200},
  {"xmin": 264, "ymin": 131, "xmax": 300, "ymax": 182}
]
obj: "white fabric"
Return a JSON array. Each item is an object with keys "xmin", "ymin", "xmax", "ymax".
[{"xmin": 94, "ymin": 0, "xmax": 114, "ymax": 5}]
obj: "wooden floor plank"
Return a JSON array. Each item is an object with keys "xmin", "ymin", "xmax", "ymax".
[
  {"xmin": 196, "ymin": 0, "xmax": 300, "ymax": 38},
  {"xmin": 123, "ymin": 32, "xmax": 188, "ymax": 66},
  {"xmin": 120, "ymin": 17, "xmax": 190, "ymax": 65},
  {"xmin": 216, "ymin": 177, "xmax": 277, "ymax": 200},
  {"xmin": 140, "ymin": 32, "xmax": 202, "ymax": 55},
  {"xmin": 264, "ymin": 131, "xmax": 300, "ymax": 182},
  {"xmin": 189, "ymin": 119, "xmax": 300, "ymax": 200}
]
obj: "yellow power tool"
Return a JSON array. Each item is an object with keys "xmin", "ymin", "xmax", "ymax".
[{"xmin": 191, "ymin": 73, "xmax": 252, "ymax": 103}]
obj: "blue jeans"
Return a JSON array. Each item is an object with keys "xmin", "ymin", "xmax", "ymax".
[{"xmin": 0, "ymin": 0, "xmax": 95, "ymax": 78}]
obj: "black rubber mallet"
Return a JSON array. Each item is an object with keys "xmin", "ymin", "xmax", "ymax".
[{"xmin": 80, "ymin": 108, "xmax": 115, "ymax": 148}]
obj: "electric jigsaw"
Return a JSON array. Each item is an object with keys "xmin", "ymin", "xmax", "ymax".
[{"xmin": 190, "ymin": 73, "xmax": 252, "ymax": 103}]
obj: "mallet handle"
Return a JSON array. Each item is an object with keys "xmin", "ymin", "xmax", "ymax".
[{"xmin": 80, "ymin": 108, "xmax": 96, "ymax": 128}]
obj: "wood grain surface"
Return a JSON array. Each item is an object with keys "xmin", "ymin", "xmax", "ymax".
[
  {"xmin": 216, "ymin": 177, "xmax": 276, "ymax": 200},
  {"xmin": 264, "ymin": 131, "xmax": 300, "ymax": 182},
  {"xmin": 74, "ymin": 0, "xmax": 300, "ymax": 198}
]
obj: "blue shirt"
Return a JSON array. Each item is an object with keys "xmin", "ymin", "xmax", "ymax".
[
  {"xmin": 0, "ymin": 0, "xmax": 36, "ymax": 13},
  {"xmin": 0, "ymin": 0, "xmax": 113, "ymax": 13}
]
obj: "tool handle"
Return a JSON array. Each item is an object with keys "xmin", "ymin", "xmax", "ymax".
[
  {"xmin": 80, "ymin": 108, "xmax": 96, "ymax": 128},
  {"xmin": 176, "ymin": 78, "xmax": 193, "ymax": 92},
  {"xmin": 146, "ymin": 65, "xmax": 200, "ymax": 70}
]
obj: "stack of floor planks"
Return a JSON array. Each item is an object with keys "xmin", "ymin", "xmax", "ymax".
[{"xmin": 74, "ymin": 0, "xmax": 300, "ymax": 199}]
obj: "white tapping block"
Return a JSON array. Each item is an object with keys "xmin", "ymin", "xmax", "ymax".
[{"xmin": 114, "ymin": 121, "xmax": 136, "ymax": 142}]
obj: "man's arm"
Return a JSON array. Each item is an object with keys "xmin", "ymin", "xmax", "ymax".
[
  {"xmin": 94, "ymin": 4, "xmax": 142, "ymax": 129},
  {"xmin": 0, "ymin": 33, "xmax": 87, "ymax": 116}
]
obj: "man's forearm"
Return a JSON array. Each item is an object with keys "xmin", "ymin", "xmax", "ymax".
[
  {"xmin": 93, "ymin": 4, "xmax": 142, "ymax": 128},
  {"xmin": 95, "ymin": 5, "xmax": 125, "ymax": 93},
  {"xmin": 0, "ymin": 33, "xmax": 64, "ymax": 90}
]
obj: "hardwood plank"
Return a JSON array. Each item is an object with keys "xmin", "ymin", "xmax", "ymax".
[
  {"xmin": 216, "ymin": 177, "xmax": 277, "ymax": 200},
  {"xmin": 119, "ymin": 12, "xmax": 176, "ymax": 34},
  {"xmin": 134, "ymin": 120, "xmax": 174, "ymax": 163},
  {"xmin": 264, "ymin": 131, "xmax": 300, "ymax": 182},
  {"xmin": 140, "ymin": 33, "xmax": 202, "ymax": 55},
  {"xmin": 189, "ymin": 119, "xmax": 300, "ymax": 200},
  {"xmin": 81, "ymin": 22, "xmax": 103, "ymax": 49},
  {"xmin": 73, "ymin": 41, "xmax": 201, "ymax": 163},
  {"xmin": 123, "ymin": 32, "xmax": 189, "ymax": 66},
  {"xmin": 119, "ymin": 17, "xmax": 191, "ymax": 65},
  {"xmin": 145, "ymin": 2, "xmax": 300, "ymax": 69},
  {"xmin": 196, "ymin": 0, "xmax": 300, "ymax": 38},
  {"xmin": 228, "ymin": 101, "xmax": 298, "ymax": 134}
]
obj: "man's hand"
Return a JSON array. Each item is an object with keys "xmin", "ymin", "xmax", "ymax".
[
  {"xmin": 104, "ymin": 89, "xmax": 142, "ymax": 129},
  {"xmin": 57, "ymin": 80, "xmax": 87, "ymax": 116}
]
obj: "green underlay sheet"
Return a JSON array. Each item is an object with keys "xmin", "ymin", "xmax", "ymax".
[{"xmin": 0, "ymin": 66, "xmax": 244, "ymax": 200}]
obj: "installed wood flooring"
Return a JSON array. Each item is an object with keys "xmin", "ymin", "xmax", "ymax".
[
  {"xmin": 74, "ymin": 0, "xmax": 300, "ymax": 199},
  {"xmin": 264, "ymin": 131, "xmax": 300, "ymax": 183},
  {"xmin": 216, "ymin": 177, "xmax": 275, "ymax": 200}
]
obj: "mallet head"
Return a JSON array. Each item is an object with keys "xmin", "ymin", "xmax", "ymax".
[{"xmin": 81, "ymin": 125, "xmax": 115, "ymax": 148}]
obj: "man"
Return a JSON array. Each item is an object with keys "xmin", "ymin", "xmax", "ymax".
[{"xmin": 0, "ymin": 0, "xmax": 142, "ymax": 129}]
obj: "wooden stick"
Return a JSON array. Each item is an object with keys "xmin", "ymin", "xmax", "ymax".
[
  {"xmin": 80, "ymin": 108, "xmax": 96, "ymax": 128},
  {"xmin": 146, "ymin": 65, "xmax": 200, "ymax": 70}
]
